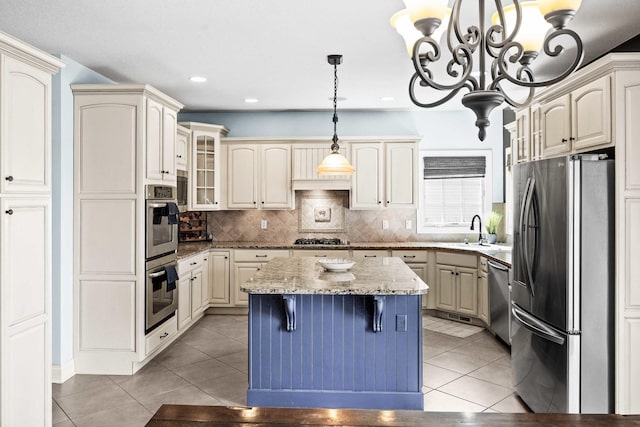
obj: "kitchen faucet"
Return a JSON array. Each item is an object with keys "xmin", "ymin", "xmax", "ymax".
[{"xmin": 470, "ymin": 214, "xmax": 483, "ymax": 243}]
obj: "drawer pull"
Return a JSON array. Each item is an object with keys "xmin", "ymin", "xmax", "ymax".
[
  {"xmin": 403, "ymin": 255, "xmax": 416, "ymax": 259},
  {"xmin": 364, "ymin": 255, "xmax": 377, "ymax": 258},
  {"xmin": 160, "ymin": 332, "xmax": 169, "ymax": 339},
  {"xmin": 314, "ymin": 255, "xmax": 327, "ymax": 258},
  {"xmin": 255, "ymin": 255, "xmax": 268, "ymax": 258}
]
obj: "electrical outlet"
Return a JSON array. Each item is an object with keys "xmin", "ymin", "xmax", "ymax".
[
  {"xmin": 405, "ymin": 220, "xmax": 412, "ymax": 229},
  {"xmin": 261, "ymin": 220, "xmax": 267, "ymax": 230},
  {"xmin": 396, "ymin": 315, "xmax": 407, "ymax": 332},
  {"xmin": 382, "ymin": 220, "xmax": 389, "ymax": 230}
]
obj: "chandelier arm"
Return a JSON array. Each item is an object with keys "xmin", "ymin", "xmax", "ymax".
[
  {"xmin": 496, "ymin": 29, "xmax": 583, "ymax": 88},
  {"xmin": 487, "ymin": 0, "xmax": 521, "ymax": 51},
  {"xmin": 409, "ymin": 73, "xmax": 469, "ymax": 108},
  {"xmin": 412, "ymin": 38, "xmax": 476, "ymax": 92},
  {"xmin": 492, "ymin": 70, "xmax": 536, "ymax": 108}
]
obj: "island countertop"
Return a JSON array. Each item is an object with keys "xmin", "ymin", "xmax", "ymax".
[{"xmin": 240, "ymin": 256, "xmax": 429, "ymax": 296}]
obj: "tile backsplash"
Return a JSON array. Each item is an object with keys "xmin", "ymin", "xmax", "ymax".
[{"xmin": 206, "ymin": 191, "xmax": 508, "ymax": 243}]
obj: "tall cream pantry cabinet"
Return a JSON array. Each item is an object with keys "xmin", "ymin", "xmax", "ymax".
[
  {"xmin": 0, "ymin": 33, "xmax": 64, "ymax": 427},
  {"xmin": 72, "ymin": 85, "xmax": 183, "ymax": 375}
]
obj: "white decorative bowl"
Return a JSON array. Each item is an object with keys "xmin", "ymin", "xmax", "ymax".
[{"xmin": 317, "ymin": 258, "xmax": 355, "ymax": 272}]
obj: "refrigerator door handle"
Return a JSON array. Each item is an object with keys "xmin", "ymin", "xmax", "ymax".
[
  {"xmin": 512, "ymin": 303, "xmax": 565, "ymax": 345},
  {"xmin": 522, "ymin": 177, "xmax": 536, "ymax": 296}
]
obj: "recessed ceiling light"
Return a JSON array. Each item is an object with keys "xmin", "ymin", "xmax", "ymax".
[
  {"xmin": 244, "ymin": 98, "xmax": 259, "ymax": 103},
  {"xmin": 189, "ymin": 76, "xmax": 207, "ymax": 83},
  {"xmin": 380, "ymin": 96, "xmax": 395, "ymax": 102}
]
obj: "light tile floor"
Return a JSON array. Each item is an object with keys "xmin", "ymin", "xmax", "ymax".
[{"xmin": 53, "ymin": 314, "xmax": 529, "ymax": 426}]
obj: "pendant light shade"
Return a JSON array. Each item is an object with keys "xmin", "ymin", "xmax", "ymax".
[{"xmin": 317, "ymin": 54, "xmax": 355, "ymax": 175}]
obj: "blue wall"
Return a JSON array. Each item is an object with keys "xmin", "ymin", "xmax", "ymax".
[
  {"xmin": 179, "ymin": 109, "xmax": 505, "ymax": 202},
  {"xmin": 51, "ymin": 56, "xmax": 113, "ymax": 369}
]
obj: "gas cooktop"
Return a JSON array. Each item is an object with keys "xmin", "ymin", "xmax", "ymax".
[{"xmin": 293, "ymin": 238, "xmax": 346, "ymax": 246}]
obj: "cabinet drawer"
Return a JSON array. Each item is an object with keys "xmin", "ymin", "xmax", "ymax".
[
  {"xmin": 291, "ymin": 249, "xmax": 350, "ymax": 258},
  {"xmin": 436, "ymin": 251, "xmax": 477, "ymax": 268},
  {"xmin": 351, "ymin": 250, "xmax": 389, "ymax": 260},
  {"xmin": 234, "ymin": 249, "xmax": 290, "ymax": 262},
  {"xmin": 145, "ymin": 316, "xmax": 177, "ymax": 355},
  {"xmin": 178, "ymin": 252, "xmax": 206, "ymax": 275},
  {"xmin": 479, "ymin": 256, "xmax": 488, "ymax": 273},
  {"xmin": 391, "ymin": 250, "xmax": 428, "ymax": 263}
]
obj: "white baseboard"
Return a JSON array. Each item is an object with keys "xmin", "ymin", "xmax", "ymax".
[{"xmin": 52, "ymin": 360, "xmax": 75, "ymax": 384}]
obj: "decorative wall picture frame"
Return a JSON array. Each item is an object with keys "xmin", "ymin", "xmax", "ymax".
[{"xmin": 299, "ymin": 194, "xmax": 345, "ymax": 232}]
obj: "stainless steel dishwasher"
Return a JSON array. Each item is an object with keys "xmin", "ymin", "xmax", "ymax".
[{"xmin": 488, "ymin": 260, "xmax": 510, "ymax": 345}]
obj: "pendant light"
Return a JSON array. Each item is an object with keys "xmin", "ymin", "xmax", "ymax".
[{"xmin": 317, "ymin": 54, "xmax": 355, "ymax": 175}]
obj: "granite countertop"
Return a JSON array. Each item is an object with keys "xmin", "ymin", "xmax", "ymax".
[
  {"xmin": 177, "ymin": 241, "xmax": 512, "ymax": 267},
  {"xmin": 240, "ymin": 256, "xmax": 429, "ymax": 296}
]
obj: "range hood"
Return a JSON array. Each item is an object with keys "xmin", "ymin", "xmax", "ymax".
[
  {"xmin": 292, "ymin": 177, "xmax": 351, "ymax": 190},
  {"xmin": 291, "ymin": 144, "xmax": 352, "ymax": 190}
]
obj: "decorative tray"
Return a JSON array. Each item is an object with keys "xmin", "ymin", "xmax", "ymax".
[{"xmin": 317, "ymin": 258, "xmax": 355, "ymax": 272}]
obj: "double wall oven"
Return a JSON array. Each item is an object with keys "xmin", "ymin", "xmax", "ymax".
[{"xmin": 145, "ymin": 185, "xmax": 179, "ymax": 333}]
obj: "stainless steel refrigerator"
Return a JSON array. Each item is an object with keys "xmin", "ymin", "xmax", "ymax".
[{"xmin": 511, "ymin": 154, "xmax": 614, "ymax": 413}]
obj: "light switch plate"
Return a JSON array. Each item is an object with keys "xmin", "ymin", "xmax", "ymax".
[
  {"xmin": 261, "ymin": 220, "xmax": 267, "ymax": 229},
  {"xmin": 382, "ymin": 220, "xmax": 389, "ymax": 230},
  {"xmin": 405, "ymin": 220, "xmax": 412, "ymax": 229}
]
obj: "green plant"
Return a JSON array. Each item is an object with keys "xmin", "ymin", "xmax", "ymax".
[{"xmin": 485, "ymin": 211, "xmax": 503, "ymax": 234}]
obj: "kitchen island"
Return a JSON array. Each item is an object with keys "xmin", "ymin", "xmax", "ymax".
[{"xmin": 240, "ymin": 256, "xmax": 428, "ymax": 410}]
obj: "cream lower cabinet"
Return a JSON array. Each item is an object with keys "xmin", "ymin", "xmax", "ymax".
[
  {"xmin": 292, "ymin": 249, "xmax": 350, "ymax": 258},
  {"xmin": 1, "ymin": 198, "xmax": 51, "ymax": 427},
  {"xmin": 392, "ymin": 250, "xmax": 429, "ymax": 308},
  {"xmin": 478, "ymin": 257, "xmax": 490, "ymax": 326},
  {"xmin": 226, "ymin": 143, "xmax": 293, "ymax": 209},
  {"xmin": 209, "ymin": 251, "xmax": 231, "ymax": 306},
  {"xmin": 177, "ymin": 253, "xmax": 207, "ymax": 330},
  {"xmin": 233, "ymin": 249, "xmax": 290, "ymax": 306},
  {"xmin": 435, "ymin": 252, "xmax": 478, "ymax": 317}
]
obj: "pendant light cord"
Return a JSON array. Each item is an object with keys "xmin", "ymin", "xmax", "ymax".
[{"xmin": 331, "ymin": 61, "xmax": 340, "ymax": 152}]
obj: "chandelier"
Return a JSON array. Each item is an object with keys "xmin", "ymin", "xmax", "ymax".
[
  {"xmin": 317, "ymin": 54, "xmax": 355, "ymax": 175},
  {"xmin": 391, "ymin": 0, "xmax": 584, "ymax": 141}
]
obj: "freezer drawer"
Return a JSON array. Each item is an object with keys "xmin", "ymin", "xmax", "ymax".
[{"xmin": 511, "ymin": 303, "xmax": 579, "ymax": 413}]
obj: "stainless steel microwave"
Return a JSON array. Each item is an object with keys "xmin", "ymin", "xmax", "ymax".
[{"xmin": 176, "ymin": 170, "xmax": 188, "ymax": 212}]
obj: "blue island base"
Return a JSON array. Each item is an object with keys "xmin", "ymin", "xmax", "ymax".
[
  {"xmin": 248, "ymin": 389, "xmax": 424, "ymax": 410},
  {"xmin": 247, "ymin": 294, "xmax": 424, "ymax": 410}
]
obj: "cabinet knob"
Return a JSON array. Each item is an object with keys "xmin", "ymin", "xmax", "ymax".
[
  {"xmin": 204, "ymin": 258, "xmax": 208, "ymax": 261},
  {"xmin": 450, "ymin": 271, "xmax": 454, "ymax": 275},
  {"xmin": 261, "ymin": 201, "xmax": 264, "ymax": 204},
  {"xmin": 5, "ymin": 209, "xmax": 13, "ymax": 215},
  {"xmin": 561, "ymin": 138, "xmax": 568, "ymax": 143},
  {"xmin": 378, "ymin": 201, "xmax": 381, "ymax": 204},
  {"xmin": 190, "ymin": 262, "xmax": 197, "ymax": 265},
  {"xmin": 177, "ymin": 155, "xmax": 183, "ymax": 158},
  {"xmin": 253, "ymin": 201, "xmax": 256, "ymax": 204},
  {"xmin": 5, "ymin": 176, "xmax": 13, "ymax": 182},
  {"xmin": 569, "ymin": 137, "xmax": 576, "ymax": 141},
  {"xmin": 224, "ymin": 256, "xmax": 228, "ymax": 259},
  {"xmin": 214, "ymin": 202, "xmax": 218, "ymax": 205},
  {"xmin": 387, "ymin": 201, "xmax": 390, "ymax": 204}
]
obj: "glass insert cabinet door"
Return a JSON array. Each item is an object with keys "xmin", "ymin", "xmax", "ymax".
[{"xmin": 193, "ymin": 132, "xmax": 219, "ymax": 208}]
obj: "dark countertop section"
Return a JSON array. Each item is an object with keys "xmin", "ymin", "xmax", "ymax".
[
  {"xmin": 177, "ymin": 241, "xmax": 512, "ymax": 267},
  {"xmin": 147, "ymin": 404, "xmax": 640, "ymax": 426}
]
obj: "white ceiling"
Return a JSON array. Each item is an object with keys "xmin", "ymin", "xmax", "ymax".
[{"xmin": 1, "ymin": 0, "xmax": 638, "ymax": 112}]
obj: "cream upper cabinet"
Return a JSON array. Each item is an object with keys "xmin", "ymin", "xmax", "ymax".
[
  {"xmin": 1, "ymin": 55, "xmax": 53, "ymax": 194},
  {"xmin": 351, "ymin": 141, "xmax": 418, "ymax": 210},
  {"xmin": 176, "ymin": 125, "xmax": 189, "ymax": 171},
  {"xmin": 227, "ymin": 142, "xmax": 293, "ymax": 209},
  {"xmin": 514, "ymin": 108, "xmax": 530, "ymax": 164},
  {"xmin": 540, "ymin": 75, "xmax": 612, "ymax": 157},
  {"xmin": 541, "ymin": 94, "xmax": 572, "ymax": 157},
  {"xmin": 145, "ymin": 98, "xmax": 179, "ymax": 185},
  {"xmin": 530, "ymin": 103, "xmax": 543, "ymax": 161},
  {"xmin": 351, "ymin": 143, "xmax": 384, "ymax": 209},
  {"xmin": 386, "ymin": 142, "xmax": 418, "ymax": 208},
  {"xmin": 227, "ymin": 144, "xmax": 258, "ymax": 208},
  {"xmin": 180, "ymin": 122, "xmax": 228, "ymax": 210},
  {"xmin": 260, "ymin": 145, "xmax": 292, "ymax": 209}
]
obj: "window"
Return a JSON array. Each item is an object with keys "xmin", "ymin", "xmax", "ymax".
[{"xmin": 417, "ymin": 150, "xmax": 492, "ymax": 234}]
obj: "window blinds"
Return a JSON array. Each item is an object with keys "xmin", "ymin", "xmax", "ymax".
[{"xmin": 423, "ymin": 156, "xmax": 486, "ymax": 179}]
